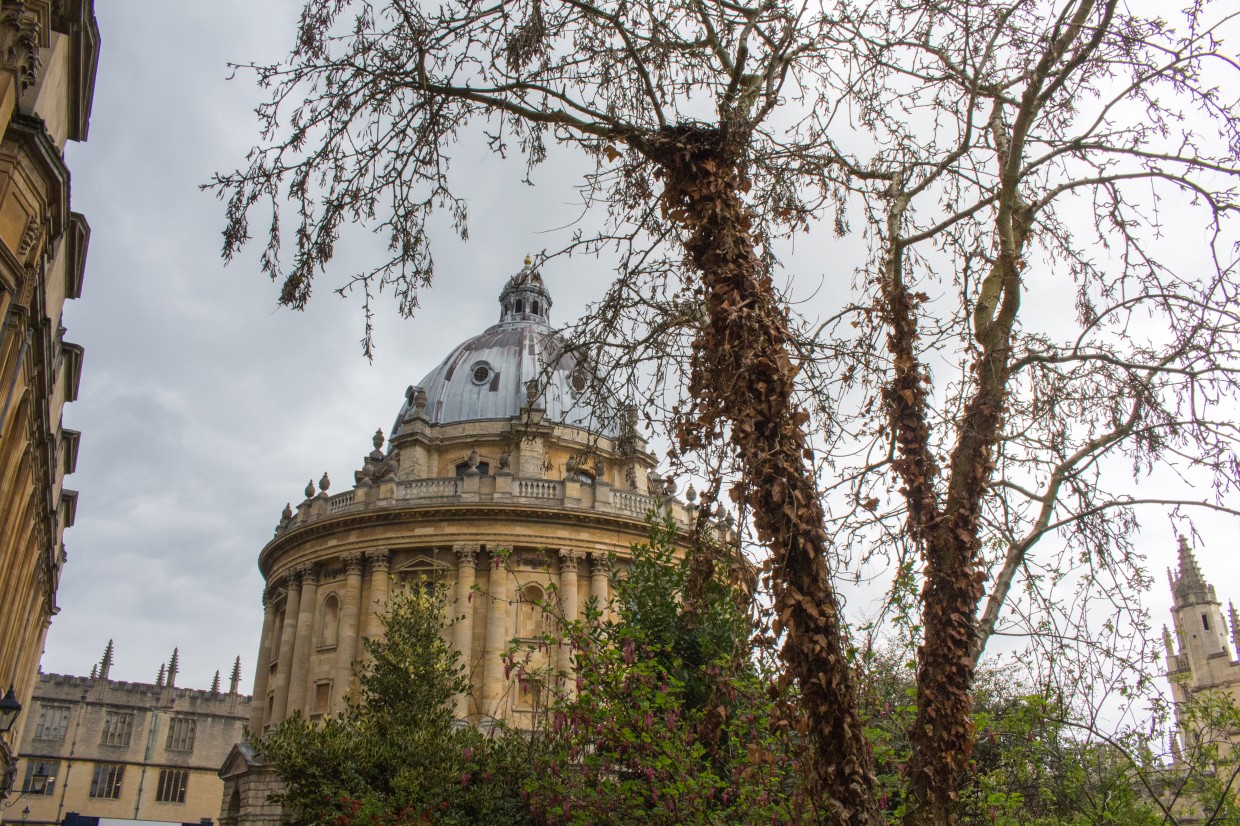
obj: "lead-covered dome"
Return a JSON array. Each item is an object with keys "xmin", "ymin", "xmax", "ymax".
[{"xmin": 392, "ymin": 262, "xmax": 613, "ymax": 436}]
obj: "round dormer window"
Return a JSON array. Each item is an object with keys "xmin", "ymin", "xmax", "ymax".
[{"xmin": 471, "ymin": 361, "xmax": 494, "ymax": 385}]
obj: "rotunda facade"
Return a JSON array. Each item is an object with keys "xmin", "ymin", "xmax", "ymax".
[{"xmin": 240, "ymin": 262, "xmax": 696, "ymax": 742}]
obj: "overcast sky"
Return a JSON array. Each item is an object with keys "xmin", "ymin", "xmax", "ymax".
[{"xmin": 40, "ymin": 1, "xmax": 1235, "ymax": 694}]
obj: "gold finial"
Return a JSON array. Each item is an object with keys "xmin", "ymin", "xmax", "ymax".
[{"xmin": 524, "ymin": 255, "xmax": 532, "ymax": 266}]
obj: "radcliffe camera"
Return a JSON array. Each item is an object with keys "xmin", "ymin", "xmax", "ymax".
[{"xmin": 3, "ymin": 2, "xmax": 1240, "ymax": 825}]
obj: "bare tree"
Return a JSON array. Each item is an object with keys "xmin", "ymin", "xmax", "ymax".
[{"xmin": 210, "ymin": 0, "xmax": 1240, "ymax": 823}]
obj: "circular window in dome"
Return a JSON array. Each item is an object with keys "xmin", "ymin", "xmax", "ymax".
[
  {"xmin": 470, "ymin": 361, "xmax": 494, "ymax": 385},
  {"xmin": 570, "ymin": 371, "xmax": 588, "ymax": 394}
]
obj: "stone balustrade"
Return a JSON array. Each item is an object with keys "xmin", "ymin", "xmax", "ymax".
[{"xmin": 280, "ymin": 473, "xmax": 693, "ymax": 533}]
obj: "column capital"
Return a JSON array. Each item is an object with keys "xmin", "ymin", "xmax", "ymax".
[
  {"xmin": 559, "ymin": 549, "xmax": 584, "ymax": 572},
  {"xmin": 366, "ymin": 549, "xmax": 391, "ymax": 572},
  {"xmin": 590, "ymin": 552, "xmax": 610, "ymax": 575},
  {"xmin": 342, "ymin": 553, "xmax": 364, "ymax": 574},
  {"xmin": 284, "ymin": 567, "xmax": 305, "ymax": 590},
  {"xmin": 300, "ymin": 564, "xmax": 321, "ymax": 585},
  {"xmin": 454, "ymin": 542, "xmax": 480, "ymax": 567}
]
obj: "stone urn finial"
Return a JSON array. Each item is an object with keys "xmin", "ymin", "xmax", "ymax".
[
  {"xmin": 686, "ymin": 484, "xmax": 697, "ymax": 503},
  {"xmin": 319, "ymin": 472, "xmax": 331, "ymax": 494},
  {"xmin": 282, "ymin": 502, "xmax": 293, "ymax": 520},
  {"xmin": 304, "ymin": 480, "xmax": 315, "ymax": 499},
  {"xmin": 373, "ymin": 429, "xmax": 385, "ymax": 450},
  {"xmin": 414, "ymin": 387, "xmax": 428, "ymax": 417}
]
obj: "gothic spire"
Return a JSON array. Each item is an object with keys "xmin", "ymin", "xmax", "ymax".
[
  {"xmin": 230, "ymin": 656, "xmax": 242, "ymax": 694},
  {"xmin": 1163, "ymin": 624, "xmax": 1175, "ymax": 656},
  {"xmin": 210, "ymin": 670, "xmax": 221, "ymax": 694},
  {"xmin": 167, "ymin": 648, "xmax": 179, "ymax": 689},
  {"xmin": 156, "ymin": 663, "xmax": 166, "ymax": 688},
  {"xmin": 1177, "ymin": 535, "xmax": 1205, "ymax": 587}
]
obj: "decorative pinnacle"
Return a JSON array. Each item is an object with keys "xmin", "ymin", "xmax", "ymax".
[
  {"xmin": 100, "ymin": 638, "xmax": 114, "ymax": 681},
  {"xmin": 305, "ymin": 480, "xmax": 315, "ymax": 500},
  {"xmin": 230, "ymin": 656, "xmax": 242, "ymax": 694},
  {"xmin": 1230, "ymin": 602, "xmax": 1240, "ymax": 657},
  {"xmin": 167, "ymin": 647, "xmax": 179, "ymax": 689},
  {"xmin": 524, "ymin": 254, "xmax": 532, "ymax": 266},
  {"xmin": 210, "ymin": 670, "xmax": 221, "ymax": 694},
  {"xmin": 1162, "ymin": 624, "xmax": 1175, "ymax": 656},
  {"xmin": 155, "ymin": 663, "xmax": 166, "ymax": 688},
  {"xmin": 319, "ymin": 472, "xmax": 331, "ymax": 494},
  {"xmin": 1177, "ymin": 535, "xmax": 1204, "ymax": 586},
  {"xmin": 373, "ymin": 428, "xmax": 385, "ymax": 450}
]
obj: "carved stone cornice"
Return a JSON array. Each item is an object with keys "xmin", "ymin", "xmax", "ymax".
[
  {"xmin": 453, "ymin": 542, "xmax": 479, "ymax": 568},
  {"xmin": 559, "ymin": 549, "xmax": 584, "ymax": 573}
]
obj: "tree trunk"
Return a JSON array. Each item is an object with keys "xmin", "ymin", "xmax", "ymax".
[{"xmin": 637, "ymin": 124, "xmax": 882, "ymax": 826}]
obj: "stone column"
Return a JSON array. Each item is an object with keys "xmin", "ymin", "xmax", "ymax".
[
  {"xmin": 452, "ymin": 543, "xmax": 479, "ymax": 718},
  {"xmin": 364, "ymin": 550, "xmax": 392, "ymax": 640},
  {"xmin": 248, "ymin": 588, "xmax": 277, "ymax": 733},
  {"xmin": 334, "ymin": 554, "xmax": 365, "ymax": 709},
  {"xmin": 559, "ymin": 550, "xmax": 583, "ymax": 691},
  {"xmin": 590, "ymin": 553, "xmax": 610, "ymax": 621},
  {"xmin": 285, "ymin": 565, "xmax": 319, "ymax": 718},
  {"xmin": 268, "ymin": 569, "xmax": 303, "ymax": 724},
  {"xmin": 481, "ymin": 545, "xmax": 512, "ymax": 721}
]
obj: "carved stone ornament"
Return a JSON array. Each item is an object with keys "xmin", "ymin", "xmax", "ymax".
[
  {"xmin": 318, "ymin": 472, "xmax": 331, "ymax": 494},
  {"xmin": 498, "ymin": 449, "xmax": 511, "ymax": 470},
  {"xmin": 372, "ymin": 428, "xmax": 384, "ymax": 451},
  {"xmin": 453, "ymin": 542, "xmax": 480, "ymax": 567},
  {"xmin": 0, "ymin": 0, "xmax": 44, "ymax": 96},
  {"xmin": 304, "ymin": 480, "xmax": 315, "ymax": 500},
  {"xmin": 365, "ymin": 549, "xmax": 391, "ymax": 572},
  {"xmin": 559, "ymin": 549, "xmax": 583, "ymax": 573},
  {"xmin": 342, "ymin": 553, "xmax": 364, "ymax": 574},
  {"xmin": 284, "ymin": 567, "xmax": 305, "ymax": 589},
  {"xmin": 15, "ymin": 215, "xmax": 39, "ymax": 258}
]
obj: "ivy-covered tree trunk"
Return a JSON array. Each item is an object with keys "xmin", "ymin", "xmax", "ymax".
[{"xmin": 638, "ymin": 125, "xmax": 883, "ymax": 826}]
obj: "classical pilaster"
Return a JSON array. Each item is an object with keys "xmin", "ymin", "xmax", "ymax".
[
  {"xmin": 590, "ymin": 553, "xmax": 609, "ymax": 621},
  {"xmin": 286, "ymin": 564, "xmax": 319, "ymax": 718},
  {"xmin": 481, "ymin": 545, "xmax": 513, "ymax": 720},
  {"xmin": 249, "ymin": 587, "xmax": 277, "ymax": 733},
  {"xmin": 269, "ymin": 569, "xmax": 303, "ymax": 724},
  {"xmin": 559, "ymin": 549, "xmax": 583, "ymax": 691},
  {"xmin": 364, "ymin": 550, "xmax": 392, "ymax": 640},
  {"xmin": 452, "ymin": 543, "xmax": 480, "ymax": 718},
  {"xmin": 334, "ymin": 553, "xmax": 365, "ymax": 709}
]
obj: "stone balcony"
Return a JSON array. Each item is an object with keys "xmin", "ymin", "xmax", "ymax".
[{"xmin": 277, "ymin": 470, "xmax": 694, "ymax": 535}]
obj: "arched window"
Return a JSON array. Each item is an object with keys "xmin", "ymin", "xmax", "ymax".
[
  {"xmin": 517, "ymin": 584, "xmax": 549, "ymax": 639},
  {"xmin": 515, "ymin": 299, "xmax": 524, "ymax": 314},
  {"xmin": 319, "ymin": 594, "xmax": 340, "ymax": 647},
  {"xmin": 531, "ymin": 300, "xmax": 540, "ymax": 315}
]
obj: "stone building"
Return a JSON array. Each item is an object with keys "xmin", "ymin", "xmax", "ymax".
[
  {"xmin": 0, "ymin": 0, "xmax": 99, "ymax": 795},
  {"xmin": 1164, "ymin": 537, "xmax": 1240, "ymax": 747},
  {"xmin": 220, "ymin": 263, "xmax": 719, "ymax": 826},
  {"xmin": 13, "ymin": 644, "xmax": 249, "ymax": 826}
]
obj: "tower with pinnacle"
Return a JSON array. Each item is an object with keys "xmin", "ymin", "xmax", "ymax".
[{"xmin": 1164, "ymin": 536, "xmax": 1240, "ymax": 755}]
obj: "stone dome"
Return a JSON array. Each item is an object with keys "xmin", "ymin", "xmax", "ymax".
[{"xmin": 391, "ymin": 263, "xmax": 615, "ymax": 436}]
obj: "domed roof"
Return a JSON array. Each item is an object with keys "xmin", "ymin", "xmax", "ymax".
[{"xmin": 392, "ymin": 262, "xmax": 615, "ymax": 436}]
